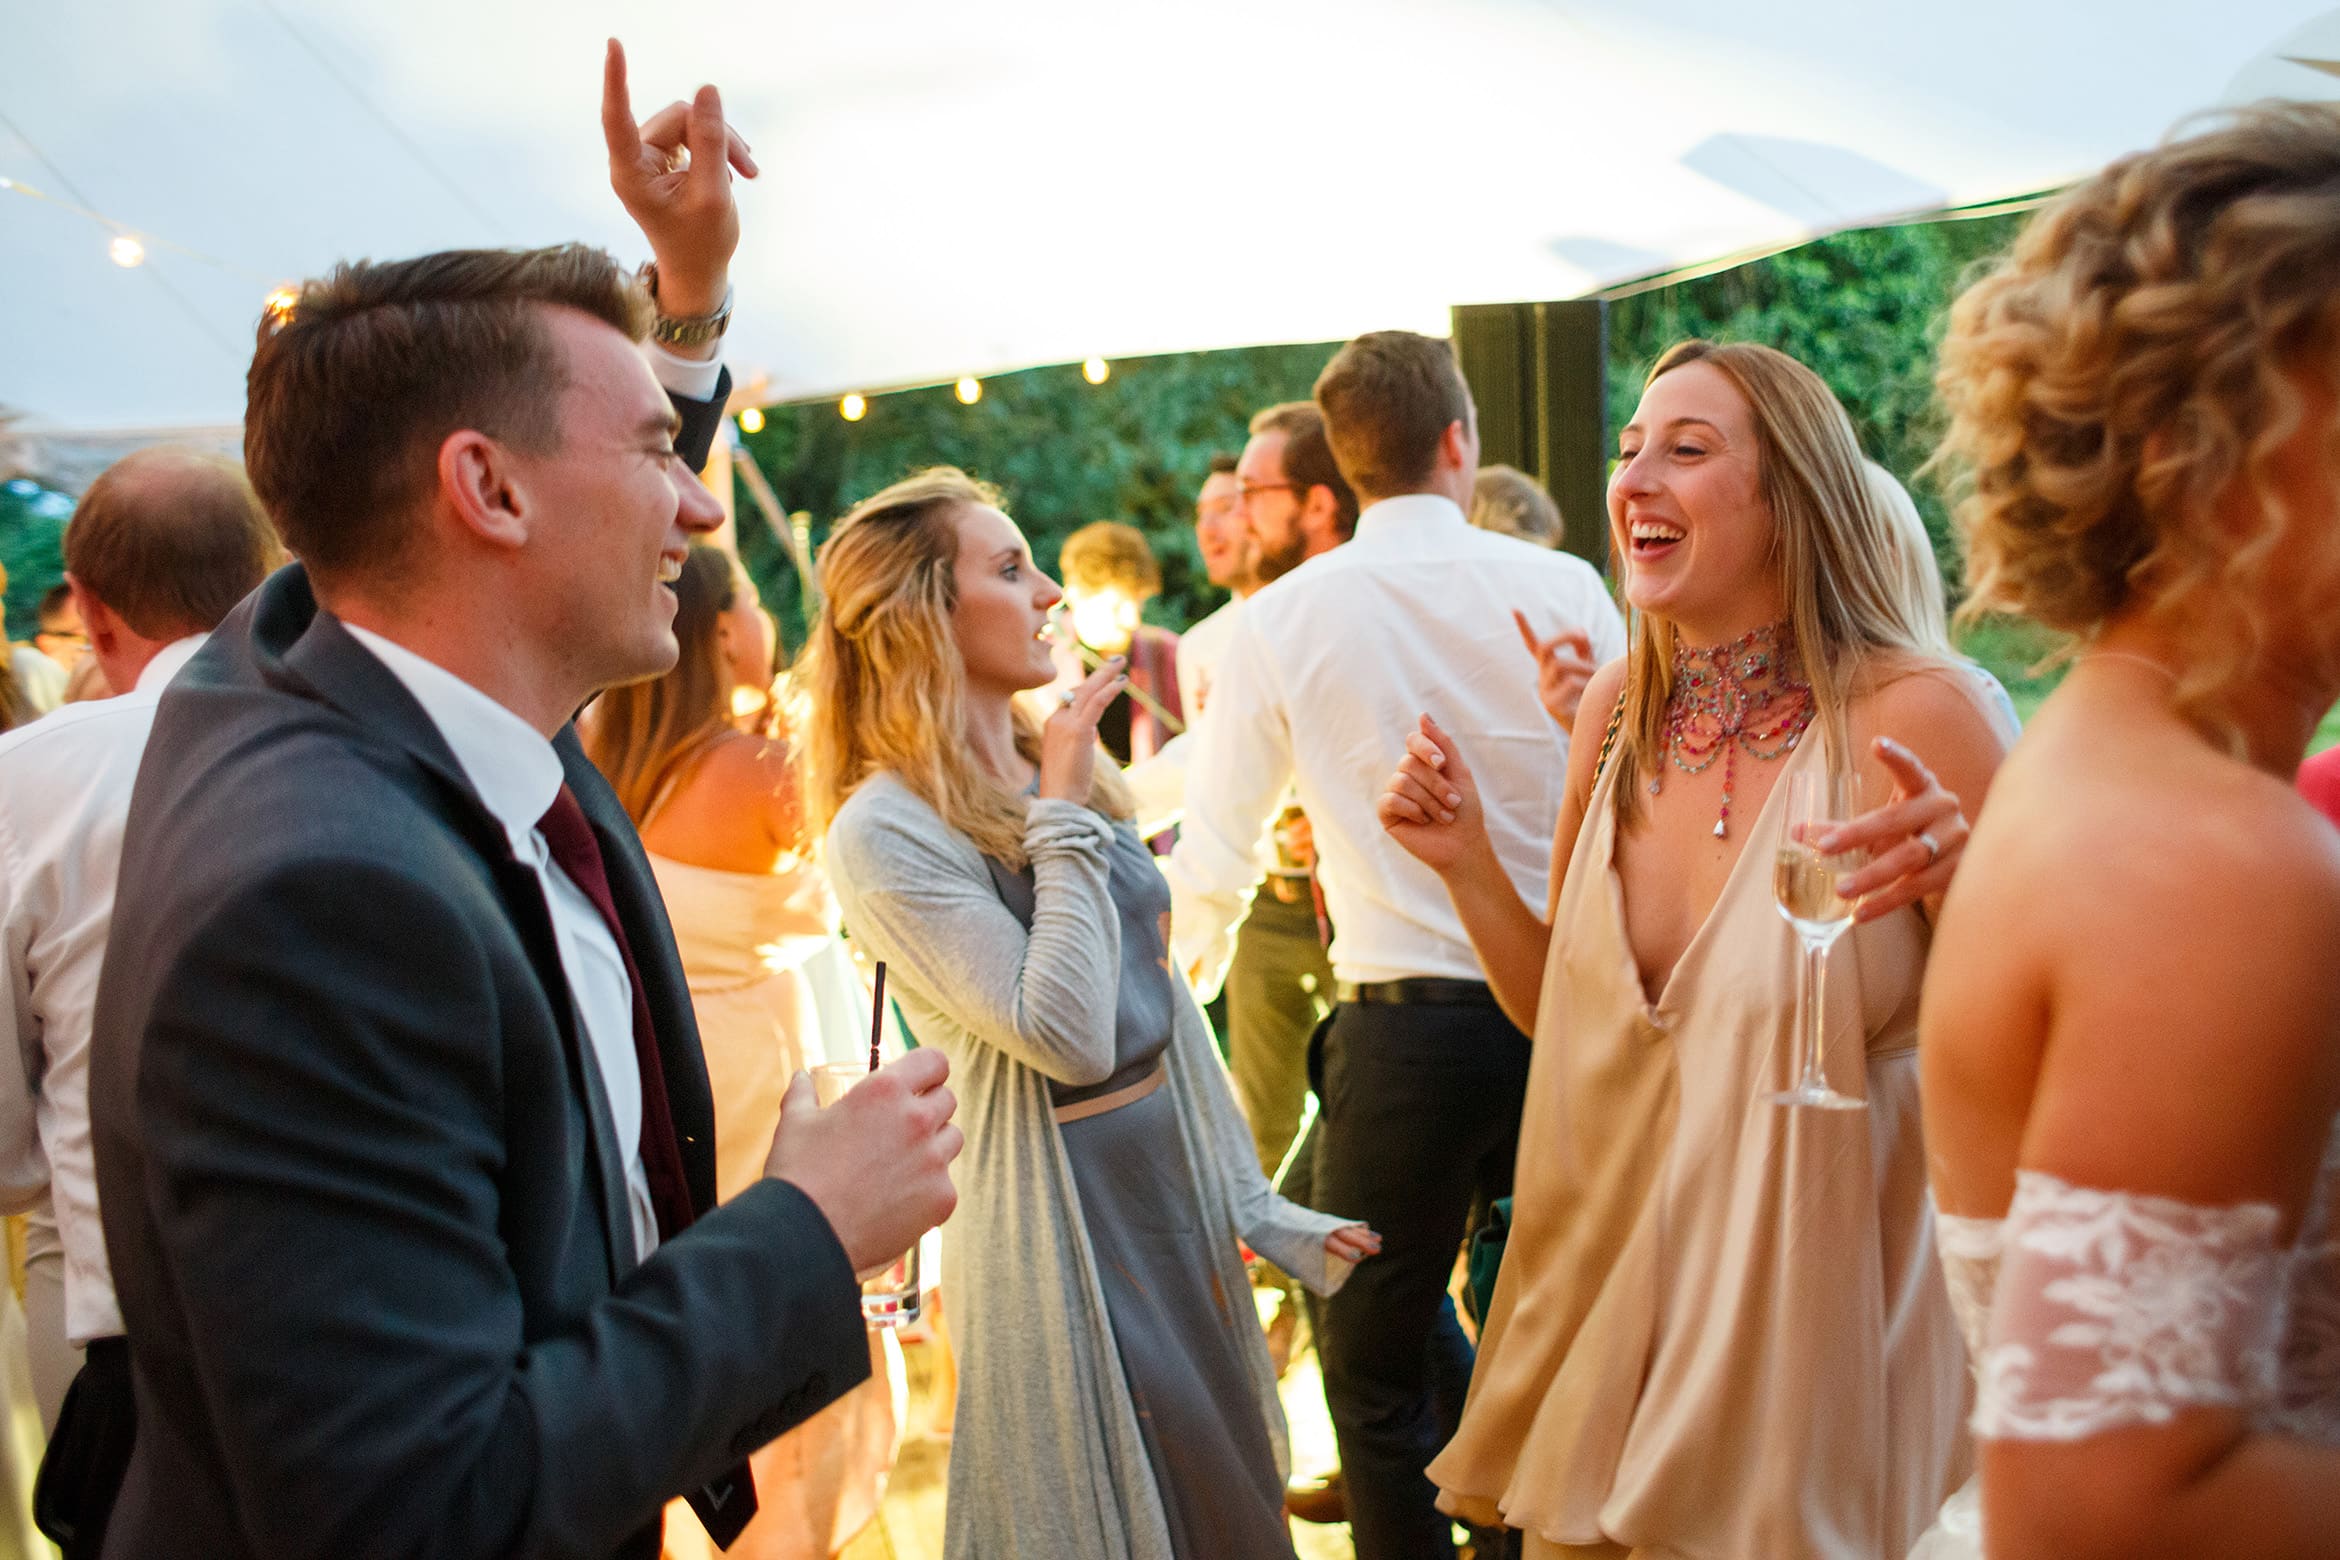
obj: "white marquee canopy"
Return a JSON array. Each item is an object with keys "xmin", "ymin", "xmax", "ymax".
[{"xmin": 6, "ymin": 0, "xmax": 2340, "ymax": 434}]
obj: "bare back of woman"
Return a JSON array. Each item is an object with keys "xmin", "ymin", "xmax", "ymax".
[{"xmin": 638, "ymin": 728, "xmax": 802, "ymax": 872}]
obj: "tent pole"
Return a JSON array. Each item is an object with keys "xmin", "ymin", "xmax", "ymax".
[{"xmin": 1451, "ymin": 299, "xmax": 1610, "ymax": 572}]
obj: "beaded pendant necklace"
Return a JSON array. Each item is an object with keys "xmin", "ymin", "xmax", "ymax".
[{"xmin": 1655, "ymin": 622, "xmax": 1815, "ymax": 838}]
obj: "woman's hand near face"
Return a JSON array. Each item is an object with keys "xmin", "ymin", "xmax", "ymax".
[{"xmin": 1036, "ymin": 656, "xmax": 1126, "ymax": 802}]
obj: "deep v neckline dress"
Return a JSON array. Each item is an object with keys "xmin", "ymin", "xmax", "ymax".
[{"xmin": 1429, "ymin": 734, "xmax": 1970, "ymax": 1558}]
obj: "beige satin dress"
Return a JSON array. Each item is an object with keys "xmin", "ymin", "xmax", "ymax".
[{"xmin": 1429, "ymin": 734, "xmax": 1970, "ymax": 1559}]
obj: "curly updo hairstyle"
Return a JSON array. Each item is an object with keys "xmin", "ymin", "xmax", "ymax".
[{"xmin": 1936, "ymin": 101, "xmax": 2340, "ymax": 710}]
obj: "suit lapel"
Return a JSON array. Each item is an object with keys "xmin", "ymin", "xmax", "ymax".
[
  {"xmin": 492, "ymin": 857, "xmax": 638, "ymax": 1281},
  {"xmin": 260, "ymin": 567, "xmax": 642, "ymax": 1278}
]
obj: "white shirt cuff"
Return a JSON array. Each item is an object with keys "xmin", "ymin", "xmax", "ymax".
[{"xmin": 645, "ymin": 340, "xmax": 724, "ymax": 403}]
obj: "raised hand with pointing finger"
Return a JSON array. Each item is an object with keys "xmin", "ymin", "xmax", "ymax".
[
  {"xmin": 1514, "ymin": 609, "xmax": 1599, "ymax": 728},
  {"xmin": 600, "ymin": 38, "xmax": 758, "ymax": 335}
]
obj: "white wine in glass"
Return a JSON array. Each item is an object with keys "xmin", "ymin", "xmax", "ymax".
[{"xmin": 1769, "ymin": 768, "xmax": 1867, "ymax": 1110}]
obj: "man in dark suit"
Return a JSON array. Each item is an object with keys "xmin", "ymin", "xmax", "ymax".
[{"xmin": 85, "ymin": 45, "xmax": 961, "ymax": 1560}]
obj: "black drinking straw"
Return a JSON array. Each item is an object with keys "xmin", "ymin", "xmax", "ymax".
[{"xmin": 867, "ymin": 961, "xmax": 887, "ymax": 1073}]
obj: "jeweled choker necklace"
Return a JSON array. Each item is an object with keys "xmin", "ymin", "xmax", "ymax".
[{"xmin": 1656, "ymin": 622, "xmax": 1815, "ymax": 838}]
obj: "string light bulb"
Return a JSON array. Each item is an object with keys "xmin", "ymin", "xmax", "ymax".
[
  {"xmin": 263, "ymin": 285, "xmax": 299, "ymax": 325},
  {"xmin": 108, "ymin": 234, "xmax": 146, "ymax": 269},
  {"xmin": 1083, "ymin": 357, "xmax": 1110, "ymax": 385},
  {"xmin": 840, "ymin": 393, "xmax": 867, "ymax": 422},
  {"xmin": 738, "ymin": 406, "xmax": 766, "ymax": 435},
  {"xmin": 955, "ymin": 376, "xmax": 983, "ymax": 405}
]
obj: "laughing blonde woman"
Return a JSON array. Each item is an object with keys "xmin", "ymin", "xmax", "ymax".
[{"xmin": 1380, "ymin": 342, "xmax": 2007, "ymax": 1557}]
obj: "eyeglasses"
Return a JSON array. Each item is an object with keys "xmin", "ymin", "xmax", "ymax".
[{"xmin": 1236, "ymin": 481, "xmax": 1301, "ymax": 506}]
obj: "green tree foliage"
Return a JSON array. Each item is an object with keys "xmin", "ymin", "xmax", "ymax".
[
  {"xmin": 735, "ymin": 344, "xmax": 1338, "ymax": 643},
  {"xmin": 735, "ymin": 216, "xmax": 2032, "ymax": 651},
  {"xmin": 1605, "ymin": 213, "xmax": 2026, "ymax": 576},
  {"xmin": 0, "ymin": 478, "xmax": 74, "ymax": 641}
]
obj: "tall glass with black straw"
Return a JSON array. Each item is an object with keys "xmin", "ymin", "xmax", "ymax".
[{"xmin": 811, "ymin": 961, "xmax": 921, "ymax": 1325}]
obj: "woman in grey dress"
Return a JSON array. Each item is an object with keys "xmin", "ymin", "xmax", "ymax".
[{"xmin": 800, "ymin": 468, "xmax": 1378, "ymax": 1560}]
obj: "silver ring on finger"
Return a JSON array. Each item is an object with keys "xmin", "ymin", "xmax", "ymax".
[
  {"xmin": 1915, "ymin": 830, "xmax": 1941, "ymax": 865},
  {"xmin": 1058, "ymin": 688, "xmax": 1078, "ymax": 708}
]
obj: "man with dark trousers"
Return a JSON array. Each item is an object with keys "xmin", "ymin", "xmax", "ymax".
[
  {"xmin": 86, "ymin": 44, "xmax": 960, "ymax": 1560},
  {"xmin": 1170, "ymin": 332, "xmax": 1623, "ymax": 1558}
]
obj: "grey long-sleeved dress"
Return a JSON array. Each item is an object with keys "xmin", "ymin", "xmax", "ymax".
[{"xmin": 825, "ymin": 776, "xmax": 1354, "ymax": 1560}]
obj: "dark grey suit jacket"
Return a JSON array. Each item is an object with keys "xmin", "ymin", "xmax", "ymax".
[{"xmin": 89, "ymin": 381, "xmax": 870, "ymax": 1559}]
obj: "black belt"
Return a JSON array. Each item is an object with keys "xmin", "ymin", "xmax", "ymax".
[{"xmin": 1337, "ymin": 978, "xmax": 1499, "ymax": 1008}]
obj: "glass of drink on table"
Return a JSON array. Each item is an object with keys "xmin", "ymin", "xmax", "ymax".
[{"xmin": 1768, "ymin": 768, "xmax": 1868, "ymax": 1110}]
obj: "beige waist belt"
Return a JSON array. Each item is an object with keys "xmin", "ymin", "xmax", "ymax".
[{"xmin": 1052, "ymin": 1061, "xmax": 1166, "ymax": 1124}]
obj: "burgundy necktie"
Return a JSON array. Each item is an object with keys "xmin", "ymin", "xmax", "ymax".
[
  {"xmin": 536, "ymin": 783, "xmax": 696, "ymax": 1243},
  {"xmin": 536, "ymin": 783, "xmax": 757, "ymax": 1547}
]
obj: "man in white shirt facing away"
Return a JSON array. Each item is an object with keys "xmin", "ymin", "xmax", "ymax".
[
  {"xmin": 1168, "ymin": 331, "xmax": 1625, "ymax": 1559},
  {"xmin": 0, "ymin": 452, "xmax": 280, "ymax": 1484}
]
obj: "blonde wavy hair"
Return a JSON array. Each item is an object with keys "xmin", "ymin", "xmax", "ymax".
[
  {"xmin": 1935, "ymin": 101, "xmax": 2340, "ymax": 725},
  {"xmin": 1608, "ymin": 341, "xmax": 1940, "ymax": 827},
  {"xmin": 797, "ymin": 467, "xmax": 1133, "ymax": 868}
]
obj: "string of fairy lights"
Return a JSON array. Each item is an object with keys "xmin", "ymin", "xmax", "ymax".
[
  {"xmin": 1, "ymin": 166, "xmax": 1116, "ymax": 435},
  {"xmin": 740, "ymin": 355, "xmax": 1114, "ymax": 436}
]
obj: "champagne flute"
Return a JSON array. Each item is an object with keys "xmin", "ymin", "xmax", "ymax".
[{"xmin": 1768, "ymin": 768, "xmax": 1868, "ymax": 1110}]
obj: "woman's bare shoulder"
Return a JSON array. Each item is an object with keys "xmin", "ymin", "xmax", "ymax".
[
  {"xmin": 1584, "ymin": 654, "xmax": 1629, "ymax": 709},
  {"xmin": 1856, "ymin": 654, "xmax": 2006, "ymax": 741},
  {"xmin": 644, "ymin": 732, "xmax": 799, "ymax": 872},
  {"xmin": 1987, "ymin": 728, "xmax": 2340, "ymax": 1205},
  {"xmin": 696, "ymin": 730, "xmax": 796, "ymax": 799}
]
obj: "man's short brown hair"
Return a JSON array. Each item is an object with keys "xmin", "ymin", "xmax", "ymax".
[
  {"xmin": 1312, "ymin": 330, "xmax": 1473, "ymax": 500},
  {"xmin": 66, "ymin": 449, "xmax": 281, "ymax": 640},
  {"xmin": 244, "ymin": 244, "xmax": 650, "ymax": 582},
  {"xmin": 1246, "ymin": 401, "xmax": 1360, "ymax": 538}
]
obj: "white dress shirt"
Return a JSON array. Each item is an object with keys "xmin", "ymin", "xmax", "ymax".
[
  {"xmin": 1174, "ymin": 596, "xmax": 1243, "ymax": 717},
  {"xmin": 1166, "ymin": 494, "xmax": 1626, "ymax": 997},
  {"xmin": 0, "ymin": 635, "xmax": 205, "ymax": 1342},
  {"xmin": 343, "ymin": 626, "xmax": 660, "ymax": 1264},
  {"xmin": 1124, "ymin": 598, "xmax": 1263, "ymax": 837}
]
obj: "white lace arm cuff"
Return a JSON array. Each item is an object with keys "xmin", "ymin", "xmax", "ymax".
[{"xmin": 1974, "ymin": 1169, "xmax": 2287, "ymax": 1441}]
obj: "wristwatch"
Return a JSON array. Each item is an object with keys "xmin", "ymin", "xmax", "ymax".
[{"xmin": 637, "ymin": 262, "xmax": 733, "ymax": 349}]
